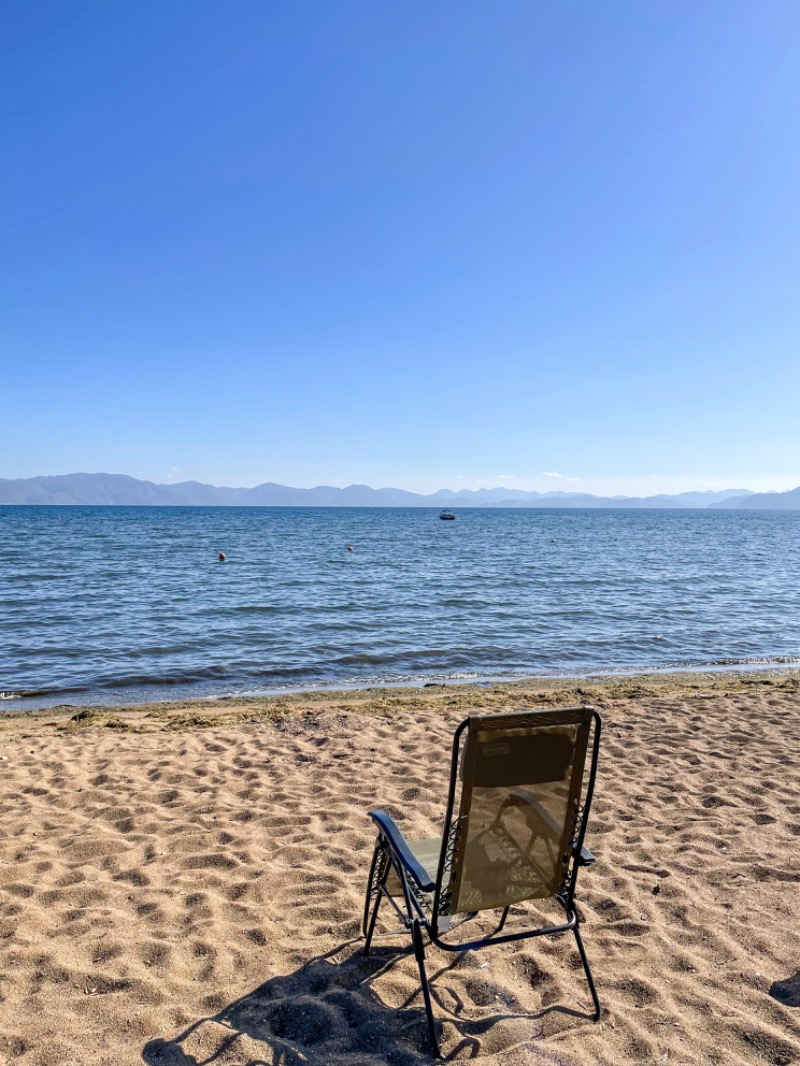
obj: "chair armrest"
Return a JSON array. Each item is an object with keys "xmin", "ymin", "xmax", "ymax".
[
  {"xmin": 367, "ymin": 810, "xmax": 436, "ymax": 892},
  {"xmin": 509, "ymin": 790, "xmax": 596, "ymax": 866}
]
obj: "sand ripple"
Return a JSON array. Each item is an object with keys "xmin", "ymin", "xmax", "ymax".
[{"xmin": 2, "ymin": 680, "xmax": 800, "ymax": 1063}]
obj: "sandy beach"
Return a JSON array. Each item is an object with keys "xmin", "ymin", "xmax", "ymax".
[{"xmin": 2, "ymin": 672, "xmax": 800, "ymax": 1065}]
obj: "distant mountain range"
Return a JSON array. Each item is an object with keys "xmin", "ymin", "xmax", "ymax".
[
  {"xmin": 1, "ymin": 472, "xmax": 799, "ymax": 508},
  {"xmin": 709, "ymin": 486, "xmax": 800, "ymax": 509}
]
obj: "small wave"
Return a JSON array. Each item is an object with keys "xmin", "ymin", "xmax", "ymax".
[
  {"xmin": 225, "ymin": 605, "xmax": 280, "ymax": 615},
  {"xmin": 638, "ymin": 654, "xmax": 800, "ymax": 672},
  {"xmin": 708, "ymin": 655, "xmax": 800, "ymax": 666},
  {"xmin": 328, "ymin": 646, "xmax": 521, "ymax": 669},
  {"xmin": 0, "ymin": 684, "xmax": 91, "ymax": 699},
  {"xmin": 89, "ymin": 665, "xmax": 236, "ymax": 690}
]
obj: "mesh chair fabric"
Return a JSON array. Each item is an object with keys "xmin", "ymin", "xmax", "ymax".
[{"xmin": 448, "ymin": 709, "xmax": 591, "ymax": 914}]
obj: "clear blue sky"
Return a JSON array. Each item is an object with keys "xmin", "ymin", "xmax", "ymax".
[{"xmin": 3, "ymin": 2, "xmax": 799, "ymax": 495}]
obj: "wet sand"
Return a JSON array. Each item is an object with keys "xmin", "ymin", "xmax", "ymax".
[{"xmin": 2, "ymin": 672, "xmax": 800, "ymax": 1065}]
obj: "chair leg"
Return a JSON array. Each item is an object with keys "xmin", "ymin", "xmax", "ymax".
[
  {"xmin": 572, "ymin": 921, "xmax": 601, "ymax": 1021},
  {"xmin": 412, "ymin": 919, "xmax": 441, "ymax": 1059},
  {"xmin": 362, "ymin": 845, "xmax": 381, "ymax": 938},
  {"xmin": 363, "ymin": 845, "xmax": 389, "ymax": 955},
  {"xmin": 363, "ymin": 886, "xmax": 383, "ymax": 956}
]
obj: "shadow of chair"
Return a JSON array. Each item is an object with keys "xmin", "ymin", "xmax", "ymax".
[
  {"xmin": 141, "ymin": 938, "xmax": 593, "ymax": 1065},
  {"xmin": 142, "ymin": 942, "xmax": 438, "ymax": 1066}
]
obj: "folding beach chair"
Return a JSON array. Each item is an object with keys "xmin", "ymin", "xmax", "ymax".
[{"xmin": 362, "ymin": 705, "xmax": 602, "ymax": 1057}]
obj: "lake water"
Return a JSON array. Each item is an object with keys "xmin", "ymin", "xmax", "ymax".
[{"xmin": 2, "ymin": 506, "xmax": 799, "ymax": 710}]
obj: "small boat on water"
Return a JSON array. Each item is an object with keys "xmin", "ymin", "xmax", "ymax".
[{"xmin": 439, "ymin": 509, "xmax": 456, "ymax": 521}]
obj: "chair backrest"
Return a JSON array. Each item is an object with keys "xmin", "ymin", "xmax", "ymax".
[{"xmin": 437, "ymin": 706, "xmax": 597, "ymax": 917}]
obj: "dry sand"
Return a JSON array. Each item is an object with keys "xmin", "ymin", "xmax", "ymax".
[{"xmin": 2, "ymin": 672, "xmax": 800, "ymax": 1065}]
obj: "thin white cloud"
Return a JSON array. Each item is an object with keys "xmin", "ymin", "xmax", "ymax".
[{"xmin": 541, "ymin": 472, "xmax": 580, "ymax": 482}]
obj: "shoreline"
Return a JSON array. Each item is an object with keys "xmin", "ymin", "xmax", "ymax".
[
  {"xmin": 2, "ymin": 668, "xmax": 799, "ymax": 733},
  {"xmin": 5, "ymin": 659, "xmax": 800, "ymax": 717}
]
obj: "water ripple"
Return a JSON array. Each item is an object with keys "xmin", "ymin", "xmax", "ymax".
[{"xmin": 2, "ymin": 505, "xmax": 800, "ymax": 709}]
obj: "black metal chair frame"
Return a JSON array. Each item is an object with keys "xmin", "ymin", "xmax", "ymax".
[{"xmin": 361, "ymin": 707, "xmax": 602, "ymax": 1058}]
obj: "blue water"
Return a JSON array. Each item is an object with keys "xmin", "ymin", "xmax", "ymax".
[{"xmin": 2, "ymin": 506, "xmax": 799, "ymax": 710}]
